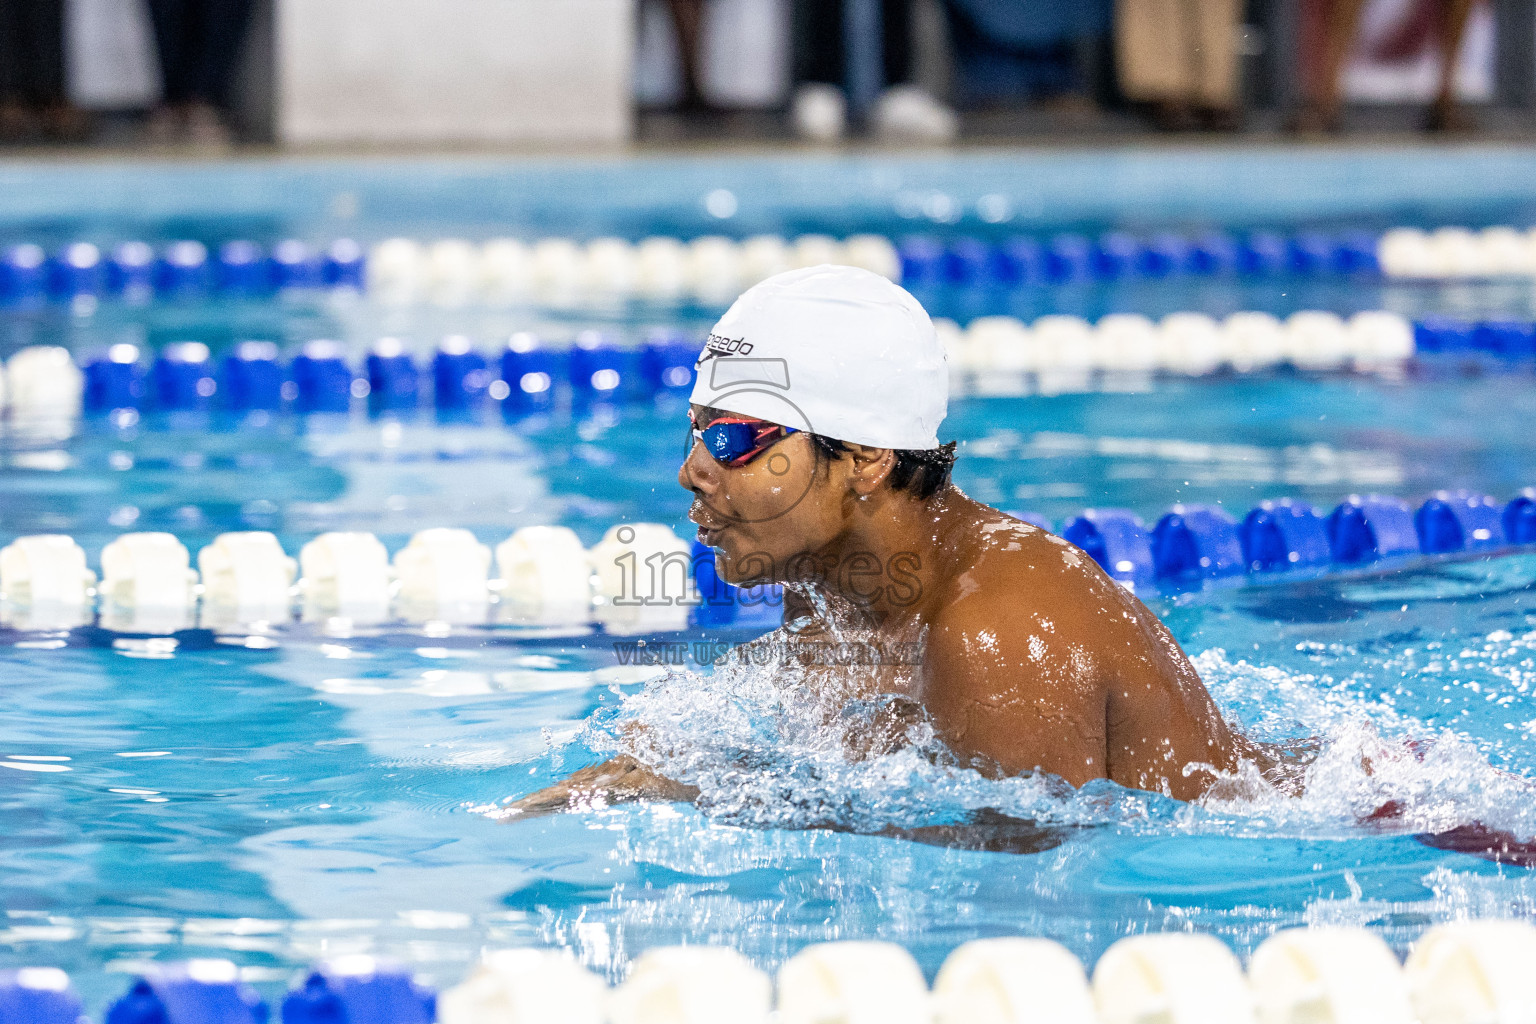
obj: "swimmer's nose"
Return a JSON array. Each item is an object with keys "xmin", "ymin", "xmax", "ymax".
[{"xmin": 678, "ymin": 437, "xmax": 720, "ymax": 496}]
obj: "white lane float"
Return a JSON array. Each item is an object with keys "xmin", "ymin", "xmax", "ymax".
[
  {"xmin": 531, "ymin": 238, "xmax": 585, "ymax": 302},
  {"xmin": 438, "ymin": 949, "xmax": 607, "ymax": 1024},
  {"xmin": 197, "ymin": 531, "xmax": 297, "ymax": 628},
  {"xmin": 583, "ymin": 237, "xmax": 639, "ymax": 297},
  {"xmin": 1094, "ymin": 313, "xmax": 1160, "ymax": 377},
  {"xmin": 589, "ymin": 523, "xmax": 695, "ymax": 634},
  {"xmin": 98, "ymin": 532, "xmax": 198, "ymax": 633},
  {"xmin": 636, "ymin": 236, "xmax": 690, "ymax": 302},
  {"xmin": 481, "ymin": 238, "xmax": 534, "ymax": 304},
  {"xmin": 1093, "ymin": 932, "xmax": 1256, "ymax": 1024},
  {"xmin": 791, "ymin": 233, "xmax": 842, "ymax": 270},
  {"xmin": 741, "ymin": 234, "xmax": 793, "ymax": 286},
  {"xmin": 1346, "ymin": 311, "xmax": 1415, "ymax": 371},
  {"xmin": 392, "ymin": 528, "xmax": 492, "ymax": 626},
  {"xmin": 368, "ymin": 238, "xmax": 426, "ymax": 304},
  {"xmin": 686, "ymin": 235, "xmax": 744, "ymax": 304},
  {"xmin": 1033, "ymin": 314, "xmax": 1095, "ymax": 392},
  {"xmin": 1285, "ymin": 311, "xmax": 1351, "ymax": 372},
  {"xmin": 1223, "ymin": 311, "xmax": 1287, "ymax": 373},
  {"xmin": 0, "ymin": 534, "xmax": 96, "ymax": 629},
  {"xmin": 425, "ymin": 239, "xmax": 480, "ymax": 307},
  {"xmin": 1405, "ymin": 919, "xmax": 1536, "ymax": 1024},
  {"xmin": 1157, "ymin": 312, "xmax": 1226, "ymax": 376},
  {"xmin": 963, "ymin": 315, "xmax": 1035, "ymax": 393},
  {"xmin": 608, "ymin": 946, "xmax": 772, "ymax": 1024},
  {"xmin": 933, "ymin": 938, "xmax": 1096, "ymax": 1024},
  {"xmin": 777, "ymin": 941, "xmax": 930, "ymax": 1024},
  {"xmin": 1248, "ymin": 927, "xmax": 1413, "ymax": 1024},
  {"xmin": 495, "ymin": 526, "xmax": 593, "ymax": 627},
  {"xmin": 298, "ymin": 532, "xmax": 392, "ymax": 626},
  {"xmin": 842, "ymin": 233, "xmax": 902, "ymax": 281},
  {"xmin": 8, "ymin": 345, "xmax": 83, "ymax": 421}
]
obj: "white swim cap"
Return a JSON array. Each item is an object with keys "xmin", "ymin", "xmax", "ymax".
[{"xmin": 689, "ymin": 265, "xmax": 947, "ymax": 450}]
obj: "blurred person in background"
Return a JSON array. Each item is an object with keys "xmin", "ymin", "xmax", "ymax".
[
  {"xmin": 1294, "ymin": 0, "xmax": 1480, "ymax": 133},
  {"xmin": 666, "ymin": 0, "xmax": 711, "ymax": 111},
  {"xmin": 145, "ymin": 0, "xmax": 256, "ymax": 144},
  {"xmin": 0, "ymin": 0, "xmax": 88, "ymax": 142},
  {"xmin": 1115, "ymin": 0, "xmax": 1242, "ymax": 130},
  {"xmin": 790, "ymin": 0, "xmax": 957, "ymax": 142},
  {"xmin": 939, "ymin": 0, "xmax": 1113, "ymax": 114}
]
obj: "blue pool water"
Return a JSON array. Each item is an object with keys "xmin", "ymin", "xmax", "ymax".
[{"xmin": 3, "ymin": 149, "xmax": 1536, "ymax": 1009}]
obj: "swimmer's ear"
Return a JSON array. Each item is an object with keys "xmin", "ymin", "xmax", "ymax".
[{"xmin": 842, "ymin": 445, "xmax": 897, "ymax": 496}]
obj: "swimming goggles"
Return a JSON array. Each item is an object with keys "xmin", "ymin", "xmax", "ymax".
[{"xmin": 689, "ymin": 411, "xmax": 799, "ymax": 467}]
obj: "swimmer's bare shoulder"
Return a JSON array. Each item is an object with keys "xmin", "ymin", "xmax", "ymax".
[{"xmin": 919, "ymin": 507, "xmax": 1242, "ymax": 800}]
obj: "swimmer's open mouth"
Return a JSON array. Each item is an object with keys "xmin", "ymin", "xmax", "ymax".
[{"xmin": 689, "ymin": 502, "xmax": 728, "ymax": 545}]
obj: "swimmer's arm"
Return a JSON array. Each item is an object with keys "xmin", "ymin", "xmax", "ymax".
[
  {"xmin": 1102, "ymin": 596, "xmax": 1242, "ymax": 800},
  {"xmin": 500, "ymin": 754, "xmax": 699, "ymax": 820},
  {"xmin": 920, "ymin": 602, "xmax": 1110, "ymax": 787}
]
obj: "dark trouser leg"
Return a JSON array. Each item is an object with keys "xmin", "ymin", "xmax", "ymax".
[
  {"xmin": 18, "ymin": 0, "xmax": 66, "ymax": 105},
  {"xmin": 667, "ymin": 0, "xmax": 707, "ymax": 106},
  {"xmin": 0, "ymin": 0, "xmax": 23, "ymax": 103},
  {"xmin": 1434, "ymin": 0, "xmax": 1477, "ymax": 106},
  {"xmin": 147, "ymin": 0, "xmax": 194, "ymax": 104},
  {"xmin": 185, "ymin": 0, "xmax": 256, "ymax": 107},
  {"xmin": 881, "ymin": 0, "xmax": 914, "ymax": 86},
  {"xmin": 793, "ymin": 0, "xmax": 844, "ymax": 85}
]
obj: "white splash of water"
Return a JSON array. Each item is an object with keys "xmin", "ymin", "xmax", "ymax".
[{"xmin": 572, "ymin": 636, "xmax": 1536, "ymax": 844}]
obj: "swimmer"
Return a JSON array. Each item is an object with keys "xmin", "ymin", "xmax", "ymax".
[{"xmin": 507, "ymin": 266, "xmax": 1536, "ymax": 865}]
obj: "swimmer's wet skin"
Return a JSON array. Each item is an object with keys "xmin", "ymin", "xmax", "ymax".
[{"xmin": 507, "ymin": 265, "xmax": 1536, "ymax": 866}]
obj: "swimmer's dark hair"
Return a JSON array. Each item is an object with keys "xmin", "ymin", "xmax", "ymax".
[{"xmin": 809, "ymin": 434, "xmax": 958, "ymax": 500}]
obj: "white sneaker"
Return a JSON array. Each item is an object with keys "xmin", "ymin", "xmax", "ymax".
[
  {"xmin": 874, "ymin": 85, "xmax": 958, "ymax": 143},
  {"xmin": 791, "ymin": 84, "xmax": 847, "ymax": 142}
]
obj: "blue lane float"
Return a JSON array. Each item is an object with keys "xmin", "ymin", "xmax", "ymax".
[
  {"xmin": 1415, "ymin": 490, "xmax": 1504, "ymax": 554},
  {"xmin": 281, "ymin": 962, "xmax": 434, "ymax": 1024},
  {"xmin": 106, "ymin": 963, "xmax": 267, "ymax": 1024},
  {"xmin": 4, "ymin": 239, "xmax": 365, "ymax": 304},
  {"xmin": 1060, "ymin": 509, "xmax": 1155, "ymax": 587},
  {"xmin": 0, "ymin": 970, "xmax": 83, "ymax": 1024},
  {"xmin": 1236, "ymin": 231, "xmax": 1289, "ymax": 277},
  {"xmin": 640, "ymin": 332, "xmax": 702, "ymax": 397},
  {"xmin": 1505, "ymin": 489, "xmax": 1536, "ymax": 544},
  {"xmin": 1043, "ymin": 233, "xmax": 1093, "ymax": 283},
  {"xmin": 151, "ymin": 343, "xmax": 216, "ymax": 411},
  {"xmin": 569, "ymin": 331, "xmax": 644, "ymax": 405},
  {"xmin": 691, "ymin": 539, "xmax": 737, "ymax": 627},
  {"xmin": 1, "ymin": 244, "xmax": 48, "ymax": 305},
  {"xmin": 432, "ymin": 337, "xmax": 491, "ymax": 412},
  {"xmin": 155, "ymin": 241, "xmax": 212, "ymax": 297},
  {"xmin": 1327, "ymin": 495, "xmax": 1419, "ymax": 564},
  {"xmin": 289, "ymin": 342, "xmax": 354, "ymax": 415},
  {"xmin": 108, "ymin": 242, "xmax": 156, "ymax": 295},
  {"xmin": 1151, "ymin": 504, "xmax": 1245, "ymax": 581},
  {"xmin": 221, "ymin": 342, "xmax": 285, "ymax": 412},
  {"xmin": 83, "ymin": 345, "xmax": 148, "ymax": 414},
  {"xmin": 499, "ymin": 334, "xmax": 565, "ymax": 416},
  {"xmin": 367, "ymin": 341, "xmax": 421, "ymax": 414},
  {"xmin": 49, "ymin": 242, "xmax": 106, "ymax": 298},
  {"xmin": 216, "ymin": 240, "xmax": 269, "ymax": 294},
  {"xmin": 1238, "ymin": 500, "xmax": 1330, "ymax": 573}
]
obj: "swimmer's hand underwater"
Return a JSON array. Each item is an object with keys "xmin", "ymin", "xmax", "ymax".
[{"xmin": 503, "ymin": 754, "xmax": 700, "ymax": 819}]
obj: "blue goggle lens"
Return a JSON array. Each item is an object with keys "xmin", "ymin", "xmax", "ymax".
[{"xmin": 703, "ymin": 420, "xmax": 759, "ymax": 462}]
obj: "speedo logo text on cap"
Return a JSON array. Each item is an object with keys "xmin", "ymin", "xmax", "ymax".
[{"xmin": 699, "ymin": 333, "xmax": 755, "ymax": 363}]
